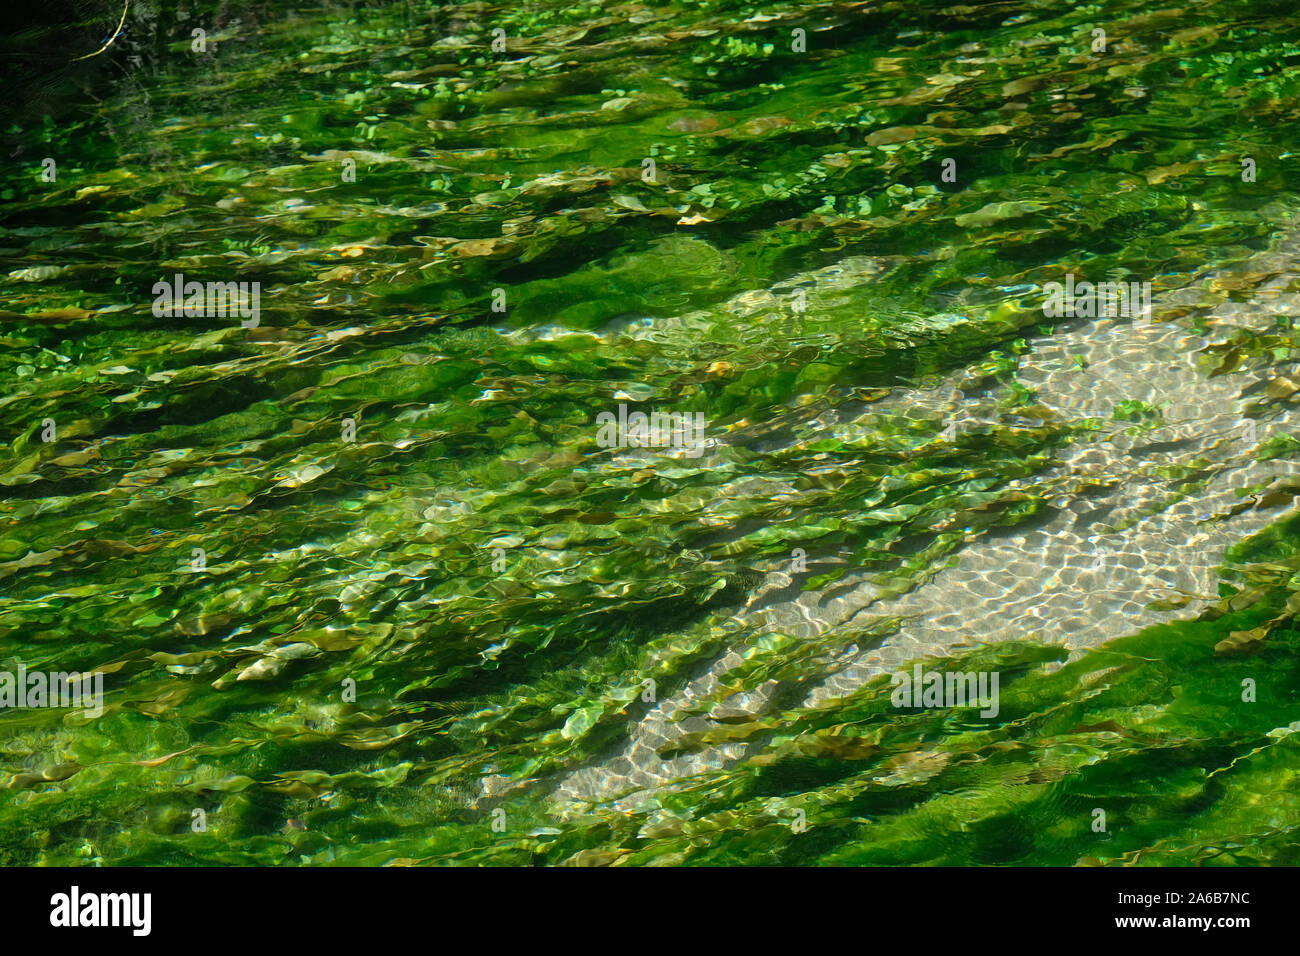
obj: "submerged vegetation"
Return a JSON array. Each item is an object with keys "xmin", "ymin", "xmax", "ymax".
[{"xmin": 1, "ymin": 0, "xmax": 1299, "ymax": 865}]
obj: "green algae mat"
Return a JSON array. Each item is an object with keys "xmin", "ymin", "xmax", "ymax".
[{"xmin": 1, "ymin": 0, "xmax": 1299, "ymax": 867}]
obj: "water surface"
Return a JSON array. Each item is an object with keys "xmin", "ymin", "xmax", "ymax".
[{"xmin": 2, "ymin": 0, "xmax": 1300, "ymax": 866}]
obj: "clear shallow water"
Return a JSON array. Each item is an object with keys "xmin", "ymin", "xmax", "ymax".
[{"xmin": 1, "ymin": 0, "xmax": 1300, "ymax": 866}]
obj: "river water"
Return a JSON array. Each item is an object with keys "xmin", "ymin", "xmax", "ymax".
[{"xmin": 2, "ymin": 0, "xmax": 1299, "ymax": 866}]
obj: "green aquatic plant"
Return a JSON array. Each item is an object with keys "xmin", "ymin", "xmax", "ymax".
[{"xmin": 0, "ymin": 0, "xmax": 1298, "ymax": 867}]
